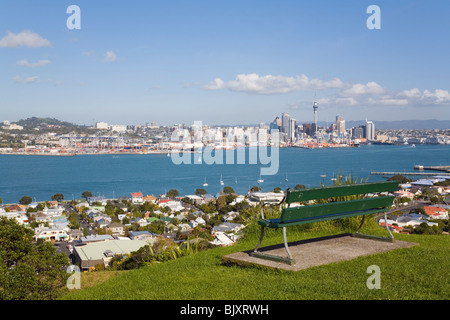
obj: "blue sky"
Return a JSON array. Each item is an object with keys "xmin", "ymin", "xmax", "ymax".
[{"xmin": 1, "ymin": 0, "xmax": 449, "ymax": 126}]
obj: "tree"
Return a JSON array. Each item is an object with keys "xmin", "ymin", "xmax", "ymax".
[
  {"xmin": 388, "ymin": 175, "xmax": 412, "ymax": 184},
  {"xmin": 167, "ymin": 189, "xmax": 179, "ymax": 199},
  {"xmin": 51, "ymin": 193, "xmax": 64, "ymax": 202},
  {"xmin": 82, "ymin": 191, "xmax": 92, "ymax": 199},
  {"xmin": 223, "ymin": 186, "xmax": 235, "ymax": 194},
  {"xmin": 195, "ymin": 188, "xmax": 207, "ymax": 196},
  {"xmin": 250, "ymin": 186, "xmax": 261, "ymax": 192},
  {"xmin": 273, "ymin": 187, "xmax": 283, "ymax": 193},
  {"xmin": 19, "ymin": 196, "xmax": 33, "ymax": 205},
  {"xmin": 294, "ymin": 184, "xmax": 306, "ymax": 190},
  {"xmin": 0, "ymin": 217, "xmax": 69, "ymax": 300}
]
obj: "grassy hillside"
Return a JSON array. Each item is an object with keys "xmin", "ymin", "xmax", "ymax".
[{"xmin": 61, "ymin": 221, "xmax": 449, "ymax": 300}]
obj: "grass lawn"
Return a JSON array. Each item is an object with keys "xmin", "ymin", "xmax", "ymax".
[{"xmin": 61, "ymin": 220, "xmax": 450, "ymax": 300}]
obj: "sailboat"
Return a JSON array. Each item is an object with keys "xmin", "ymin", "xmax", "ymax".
[
  {"xmin": 257, "ymin": 175, "xmax": 264, "ymax": 183},
  {"xmin": 220, "ymin": 174, "xmax": 224, "ymax": 186},
  {"xmin": 203, "ymin": 177, "xmax": 208, "ymax": 187},
  {"xmin": 235, "ymin": 177, "xmax": 238, "ymax": 184},
  {"xmin": 285, "ymin": 174, "xmax": 288, "ymax": 182}
]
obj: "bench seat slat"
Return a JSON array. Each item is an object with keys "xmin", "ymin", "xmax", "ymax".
[
  {"xmin": 285, "ymin": 181, "xmax": 398, "ymax": 203},
  {"xmin": 281, "ymin": 196, "xmax": 395, "ymax": 222},
  {"xmin": 258, "ymin": 196, "xmax": 394, "ymax": 229},
  {"xmin": 258, "ymin": 207, "xmax": 389, "ymax": 228}
]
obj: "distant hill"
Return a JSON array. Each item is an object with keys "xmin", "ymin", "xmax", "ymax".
[{"xmin": 14, "ymin": 117, "xmax": 83, "ymax": 129}]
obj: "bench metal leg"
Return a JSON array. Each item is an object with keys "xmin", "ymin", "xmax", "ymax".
[
  {"xmin": 251, "ymin": 226, "xmax": 296, "ymax": 265},
  {"xmin": 253, "ymin": 226, "xmax": 265, "ymax": 253},
  {"xmin": 353, "ymin": 213, "xmax": 394, "ymax": 242},
  {"xmin": 283, "ymin": 227, "xmax": 294, "ymax": 261}
]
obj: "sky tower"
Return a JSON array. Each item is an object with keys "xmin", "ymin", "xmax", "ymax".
[{"xmin": 312, "ymin": 96, "xmax": 318, "ymax": 135}]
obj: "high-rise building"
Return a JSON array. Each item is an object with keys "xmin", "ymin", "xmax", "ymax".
[
  {"xmin": 365, "ymin": 120, "xmax": 375, "ymax": 141},
  {"xmin": 336, "ymin": 116, "xmax": 345, "ymax": 137},
  {"xmin": 281, "ymin": 112, "xmax": 290, "ymax": 135},
  {"xmin": 289, "ymin": 118, "xmax": 297, "ymax": 141},
  {"xmin": 312, "ymin": 100, "xmax": 319, "ymax": 135}
]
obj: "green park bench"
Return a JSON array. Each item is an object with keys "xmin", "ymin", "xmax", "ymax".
[{"xmin": 251, "ymin": 181, "xmax": 399, "ymax": 265}]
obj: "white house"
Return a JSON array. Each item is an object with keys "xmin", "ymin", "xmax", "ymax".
[
  {"xmin": 131, "ymin": 192, "xmax": 144, "ymax": 204},
  {"xmin": 34, "ymin": 227, "xmax": 69, "ymax": 242},
  {"xmin": 209, "ymin": 231, "xmax": 236, "ymax": 246}
]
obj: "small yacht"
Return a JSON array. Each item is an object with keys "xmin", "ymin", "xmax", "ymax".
[{"xmin": 203, "ymin": 177, "xmax": 208, "ymax": 187}]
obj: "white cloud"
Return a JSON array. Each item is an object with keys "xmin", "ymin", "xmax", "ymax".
[
  {"xmin": 13, "ymin": 75, "xmax": 39, "ymax": 84},
  {"xmin": 16, "ymin": 58, "xmax": 51, "ymax": 67},
  {"xmin": 340, "ymin": 81, "xmax": 385, "ymax": 96},
  {"xmin": 103, "ymin": 51, "xmax": 118, "ymax": 63},
  {"xmin": 204, "ymin": 73, "xmax": 450, "ymax": 109},
  {"xmin": 398, "ymin": 88, "xmax": 450, "ymax": 105},
  {"xmin": 204, "ymin": 73, "xmax": 344, "ymax": 95},
  {"xmin": 367, "ymin": 97, "xmax": 408, "ymax": 106},
  {"xmin": 0, "ymin": 30, "xmax": 51, "ymax": 48}
]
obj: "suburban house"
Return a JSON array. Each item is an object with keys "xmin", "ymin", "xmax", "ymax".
[
  {"xmin": 131, "ymin": 192, "xmax": 144, "ymax": 204},
  {"xmin": 143, "ymin": 194, "xmax": 156, "ymax": 203},
  {"xmin": 34, "ymin": 227, "xmax": 69, "ymax": 242},
  {"xmin": 86, "ymin": 195, "xmax": 106, "ymax": 206},
  {"xmin": 42, "ymin": 206, "xmax": 64, "ymax": 216},
  {"xmin": 248, "ymin": 192, "xmax": 285, "ymax": 204},
  {"xmin": 132, "ymin": 217, "xmax": 149, "ymax": 227},
  {"xmin": 185, "ymin": 195, "xmax": 203, "ymax": 206},
  {"xmin": 80, "ymin": 234, "xmax": 114, "ymax": 243},
  {"xmin": 105, "ymin": 222, "xmax": 126, "ymax": 236},
  {"xmin": 394, "ymin": 190, "xmax": 415, "ymax": 199},
  {"xmin": 212, "ymin": 222, "xmax": 245, "ymax": 235},
  {"xmin": 423, "ymin": 206, "xmax": 449, "ymax": 219},
  {"xmin": 73, "ymin": 239, "xmax": 149, "ymax": 271},
  {"xmin": 129, "ymin": 230, "xmax": 159, "ymax": 241},
  {"xmin": 0, "ymin": 210, "xmax": 28, "ymax": 225}
]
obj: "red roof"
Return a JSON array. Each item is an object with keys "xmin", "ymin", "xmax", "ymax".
[
  {"xmin": 131, "ymin": 192, "xmax": 143, "ymax": 198},
  {"xmin": 423, "ymin": 206, "xmax": 447, "ymax": 216}
]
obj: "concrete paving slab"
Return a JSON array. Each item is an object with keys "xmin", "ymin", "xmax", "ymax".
[{"xmin": 222, "ymin": 234, "xmax": 418, "ymax": 271}]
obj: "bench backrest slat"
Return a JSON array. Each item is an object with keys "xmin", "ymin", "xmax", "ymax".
[
  {"xmin": 280, "ymin": 196, "xmax": 395, "ymax": 222},
  {"xmin": 285, "ymin": 181, "xmax": 399, "ymax": 203}
]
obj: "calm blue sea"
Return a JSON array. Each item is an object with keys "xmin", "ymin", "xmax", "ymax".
[{"xmin": 0, "ymin": 144, "xmax": 449, "ymax": 204}]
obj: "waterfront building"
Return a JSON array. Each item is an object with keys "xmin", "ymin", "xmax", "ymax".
[
  {"xmin": 95, "ymin": 121, "xmax": 108, "ymax": 130},
  {"xmin": 131, "ymin": 192, "xmax": 144, "ymax": 204},
  {"xmin": 336, "ymin": 116, "xmax": 345, "ymax": 137},
  {"xmin": 365, "ymin": 120, "xmax": 375, "ymax": 141},
  {"xmin": 281, "ymin": 112, "xmax": 290, "ymax": 137}
]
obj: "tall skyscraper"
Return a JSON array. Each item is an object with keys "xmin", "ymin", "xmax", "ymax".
[
  {"xmin": 365, "ymin": 120, "xmax": 375, "ymax": 141},
  {"xmin": 336, "ymin": 116, "xmax": 345, "ymax": 137},
  {"xmin": 289, "ymin": 118, "xmax": 297, "ymax": 141},
  {"xmin": 312, "ymin": 100, "xmax": 318, "ymax": 135},
  {"xmin": 282, "ymin": 112, "xmax": 290, "ymax": 136}
]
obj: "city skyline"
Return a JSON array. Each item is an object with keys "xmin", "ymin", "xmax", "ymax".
[{"xmin": 1, "ymin": 1, "xmax": 450, "ymax": 126}]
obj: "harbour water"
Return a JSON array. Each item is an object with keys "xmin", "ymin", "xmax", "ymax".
[{"xmin": 0, "ymin": 144, "xmax": 449, "ymax": 204}]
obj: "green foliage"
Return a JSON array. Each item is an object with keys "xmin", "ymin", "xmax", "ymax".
[
  {"xmin": 195, "ymin": 188, "xmax": 207, "ymax": 196},
  {"xmin": 0, "ymin": 218, "xmax": 70, "ymax": 300},
  {"xmin": 167, "ymin": 189, "xmax": 179, "ymax": 199},
  {"xmin": 388, "ymin": 175, "xmax": 412, "ymax": 183},
  {"xmin": 223, "ymin": 186, "xmax": 235, "ymax": 194},
  {"xmin": 82, "ymin": 191, "xmax": 92, "ymax": 199},
  {"xmin": 19, "ymin": 196, "xmax": 33, "ymax": 205},
  {"xmin": 108, "ymin": 238, "xmax": 206, "ymax": 271},
  {"xmin": 51, "ymin": 193, "xmax": 64, "ymax": 202}
]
